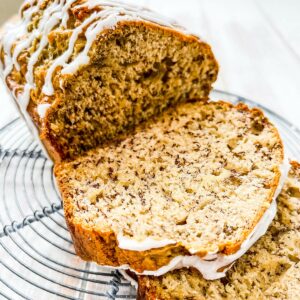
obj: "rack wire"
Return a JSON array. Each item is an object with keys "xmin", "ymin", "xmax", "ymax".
[{"xmin": 0, "ymin": 90, "xmax": 300, "ymax": 299}]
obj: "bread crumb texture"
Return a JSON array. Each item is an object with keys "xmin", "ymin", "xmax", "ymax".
[
  {"xmin": 55, "ymin": 101, "xmax": 284, "ymax": 271},
  {"xmin": 138, "ymin": 162, "xmax": 300, "ymax": 300},
  {"xmin": 1, "ymin": 0, "xmax": 218, "ymax": 161}
]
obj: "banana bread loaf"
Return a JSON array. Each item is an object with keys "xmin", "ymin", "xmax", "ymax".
[
  {"xmin": 54, "ymin": 100, "xmax": 285, "ymax": 279},
  {"xmin": 0, "ymin": 0, "xmax": 218, "ymax": 162},
  {"xmin": 138, "ymin": 161, "xmax": 300, "ymax": 300}
]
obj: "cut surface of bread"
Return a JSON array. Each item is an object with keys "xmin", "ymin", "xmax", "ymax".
[
  {"xmin": 0, "ymin": 0, "xmax": 218, "ymax": 162},
  {"xmin": 55, "ymin": 100, "xmax": 284, "ymax": 276},
  {"xmin": 138, "ymin": 162, "xmax": 300, "ymax": 300}
]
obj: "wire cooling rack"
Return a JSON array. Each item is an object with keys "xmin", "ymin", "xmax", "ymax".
[{"xmin": 0, "ymin": 90, "xmax": 300, "ymax": 300}]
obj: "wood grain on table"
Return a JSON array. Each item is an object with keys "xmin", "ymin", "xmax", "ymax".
[{"xmin": 0, "ymin": 0, "xmax": 299, "ymax": 129}]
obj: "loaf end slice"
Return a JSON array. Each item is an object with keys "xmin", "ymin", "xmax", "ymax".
[{"xmin": 0, "ymin": 0, "xmax": 218, "ymax": 161}]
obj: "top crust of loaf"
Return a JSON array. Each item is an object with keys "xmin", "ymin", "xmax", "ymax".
[
  {"xmin": 0, "ymin": 0, "xmax": 218, "ymax": 161},
  {"xmin": 54, "ymin": 100, "xmax": 284, "ymax": 273},
  {"xmin": 138, "ymin": 161, "xmax": 300, "ymax": 300}
]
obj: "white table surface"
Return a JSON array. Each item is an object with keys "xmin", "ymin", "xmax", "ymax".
[{"xmin": 0, "ymin": 0, "xmax": 300, "ymax": 130}]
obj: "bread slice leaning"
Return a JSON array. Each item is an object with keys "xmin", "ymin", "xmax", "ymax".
[
  {"xmin": 137, "ymin": 161, "xmax": 300, "ymax": 300},
  {"xmin": 54, "ymin": 100, "xmax": 284, "ymax": 277}
]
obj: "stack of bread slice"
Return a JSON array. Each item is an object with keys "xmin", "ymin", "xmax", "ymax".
[
  {"xmin": 0, "ymin": 1, "xmax": 297, "ymax": 299},
  {"xmin": 137, "ymin": 161, "xmax": 300, "ymax": 299},
  {"xmin": 55, "ymin": 100, "xmax": 286, "ymax": 281}
]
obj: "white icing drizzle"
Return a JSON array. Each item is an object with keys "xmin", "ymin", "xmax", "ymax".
[
  {"xmin": 51, "ymin": 158, "xmax": 288, "ymax": 281},
  {"xmin": 114, "ymin": 195, "xmax": 276, "ymax": 280},
  {"xmin": 76, "ymin": 0, "xmax": 181, "ymax": 29},
  {"xmin": 118, "ymin": 270, "xmax": 138, "ymax": 289},
  {"xmin": 0, "ymin": 6, "xmax": 51, "ymax": 158},
  {"xmin": 21, "ymin": 0, "xmax": 77, "ymax": 108},
  {"xmin": 1, "ymin": 1, "xmax": 40, "ymax": 77},
  {"xmin": 42, "ymin": 10, "xmax": 102, "ymax": 95},
  {"xmin": 1, "ymin": 0, "xmax": 76, "ymax": 132},
  {"xmin": 1, "ymin": 0, "xmax": 194, "ymax": 117},
  {"xmin": 37, "ymin": 103, "xmax": 51, "ymax": 118},
  {"xmin": 12, "ymin": 0, "xmax": 45, "ymax": 72},
  {"xmin": 138, "ymin": 194, "xmax": 278, "ymax": 280},
  {"xmin": 0, "ymin": 75, "xmax": 50, "ymax": 159},
  {"xmin": 99, "ymin": 187, "xmax": 278, "ymax": 281},
  {"xmin": 61, "ymin": 11, "xmax": 139, "ymax": 76},
  {"xmin": 77, "ymin": 0, "xmax": 145, "ymax": 10},
  {"xmin": 115, "ymin": 158, "xmax": 290, "ymax": 280},
  {"xmin": 0, "ymin": 0, "xmax": 199, "ymax": 164},
  {"xmin": 0, "ymin": 0, "xmax": 79, "ymax": 158},
  {"xmin": 43, "ymin": 7, "xmax": 126, "ymax": 94},
  {"xmin": 118, "ymin": 237, "xmax": 176, "ymax": 252},
  {"xmin": 59, "ymin": 0, "xmax": 193, "ymax": 78}
]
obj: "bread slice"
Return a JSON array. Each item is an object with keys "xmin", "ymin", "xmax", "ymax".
[
  {"xmin": 54, "ymin": 100, "xmax": 285, "ymax": 277},
  {"xmin": 0, "ymin": 0, "xmax": 218, "ymax": 162},
  {"xmin": 138, "ymin": 161, "xmax": 300, "ymax": 300}
]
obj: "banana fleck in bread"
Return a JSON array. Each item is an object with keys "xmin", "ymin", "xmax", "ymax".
[
  {"xmin": 54, "ymin": 100, "xmax": 285, "ymax": 278},
  {"xmin": 0, "ymin": 0, "xmax": 218, "ymax": 162},
  {"xmin": 138, "ymin": 161, "xmax": 300, "ymax": 300}
]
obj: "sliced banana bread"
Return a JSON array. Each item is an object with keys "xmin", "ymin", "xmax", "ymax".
[
  {"xmin": 138, "ymin": 161, "xmax": 300, "ymax": 300},
  {"xmin": 54, "ymin": 100, "xmax": 285, "ymax": 278},
  {"xmin": 0, "ymin": 0, "xmax": 218, "ymax": 162}
]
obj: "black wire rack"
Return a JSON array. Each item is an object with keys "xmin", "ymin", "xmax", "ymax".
[{"xmin": 0, "ymin": 90, "xmax": 299, "ymax": 299}]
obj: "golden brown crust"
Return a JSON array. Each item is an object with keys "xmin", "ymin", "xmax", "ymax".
[
  {"xmin": 58, "ymin": 167, "xmax": 191, "ymax": 271},
  {"xmin": 215, "ymin": 102, "xmax": 284, "ymax": 255},
  {"xmin": 1, "ymin": 3, "xmax": 218, "ymax": 162},
  {"xmin": 54, "ymin": 100, "xmax": 284, "ymax": 273},
  {"xmin": 137, "ymin": 162, "xmax": 300, "ymax": 300},
  {"xmin": 138, "ymin": 276, "xmax": 157, "ymax": 300},
  {"xmin": 42, "ymin": 20, "xmax": 217, "ymax": 161},
  {"xmin": 290, "ymin": 160, "xmax": 300, "ymax": 170}
]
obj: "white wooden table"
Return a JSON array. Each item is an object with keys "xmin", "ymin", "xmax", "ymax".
[{"xmin": 0, "ymin": 0, "xmax": 300, "ymax": 129}]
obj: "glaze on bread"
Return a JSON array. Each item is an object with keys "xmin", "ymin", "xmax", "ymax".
[
  {"xmin": 0, "ymin": 0, "xmax": 218, "ymax": 162},
  {"xmin": 54, "ymin": 100, "xmax": 284, "ymax": 278}
]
